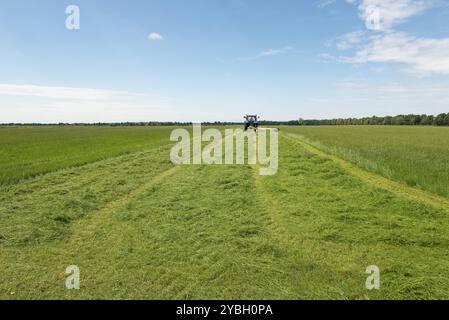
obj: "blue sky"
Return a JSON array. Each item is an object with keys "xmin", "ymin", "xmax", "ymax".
[{"xmin": 1, "ymin": 0, "xmax": 449, "ymax": 123}]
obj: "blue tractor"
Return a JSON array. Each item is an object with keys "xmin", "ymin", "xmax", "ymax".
[{"xmin": 244, "ymin": 115, "xmax": 259, "ymax": 132}]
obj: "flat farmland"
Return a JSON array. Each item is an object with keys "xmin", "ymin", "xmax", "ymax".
[
  {"xmin": 0, "ymin": 126, "xmax": 176, "ymax": 185},
  {"xmin": 1, "ymin": 125, "xmax": 448, "ymax": 299},
  {"xmin": 282, "ymin": 126, "xmax": 449, "ymax": 198}
]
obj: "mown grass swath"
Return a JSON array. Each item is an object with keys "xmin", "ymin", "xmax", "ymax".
[
  {"xmin": 1, "ymin": 125, "xmax": 449, "ymax": 299},
  {"xmin": 282, "ymin": 126, "xmax": 449, "ymax": 198}
]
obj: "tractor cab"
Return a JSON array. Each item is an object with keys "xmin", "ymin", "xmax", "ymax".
[{"xmin": 244, "ymin": 115, "xmax": 259, "ymax": 132}]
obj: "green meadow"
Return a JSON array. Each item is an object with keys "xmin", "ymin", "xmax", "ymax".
[
  {"xmin": 282, "ymin": 126, "xmax": 449, "ymax": 198},
  {"xmin": 1, "ymin": 125, "xmax": 448, "ymax": 299},
  {"xmin": 0, "ymin": 126, "xmax": 175, "ymax": 185}
]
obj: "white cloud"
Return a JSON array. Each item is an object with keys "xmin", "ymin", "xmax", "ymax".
[
  {"xmin": 220, "ymin": 46, "xmax": 294, "ymax": 63},
  {"xmin": 335, "ymin": 78, "xmax": 449, "ymax": 103},
  {"xmin": 324, "ymin": 0, "xmax": 449, "ymax": 76},
  {"xmin": 316, "ymin": 0, "xmax": 337, "ymax": 9},
  {"xmin": 336, "ymin": 31, "xmax": 366, "ymax": 50},
  {"xmin": 147, "ymin": 32, "xmax": 164, "ymax": 41},
  {"xmin": 353, "ymin": 0, "xmax": 433, "ymax": 31},
  {"xmin": 0, "ymin": 84, "xmax": 181, "ymax": 123},
  {"xmin": 258, "ymin": 46, "xmax": 293, "ymax": 57},
  {"xmin": 0, "ymin": 84, "xmax": 141, "ymax": 100},
  {"xmin": 317, "ymin": 53, "xmax": 338, "ymax": 63},
  {"xmin": 341, "ymin": 32, "xmax": 449, "ymax": 75},
  {"xmin": 300, "ymin": 78, "xmax": 449, "ymax": 118}
]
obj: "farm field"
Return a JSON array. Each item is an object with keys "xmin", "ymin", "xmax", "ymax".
[
  {"xmin": 0, "ymin": 126, "xmax": 179, "ymax": 185},
  {"xmin": 1, "ymin": 126, "xmax": 449, "ymax": 299},
  {"xmin": 282, "ymin": 126, "xmax": 449, "ymax": 199}
]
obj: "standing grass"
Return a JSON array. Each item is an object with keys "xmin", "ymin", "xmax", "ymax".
[
  {"xmin": 282, "ymin": 126, "xmax": 449, "ymax": 198},
  {"xmin": 0, "ymin": 126, "xmax": 176, "ymax": 185}
]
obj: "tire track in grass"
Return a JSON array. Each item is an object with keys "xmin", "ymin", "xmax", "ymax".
[
  {"xmin": 251, "ymin": 138, "xmax": 304, "ymax": 249},
  {"xmin": 246, "ymin": 132, "xmax": 449, "ymax": 299},
  {"xmin": 69, "ymin": 165, "xmax": 180, "ymax": 240},
  {"xmin": 69, "ymin": 131, "xmax": 207, "ymax": 240},
  {"xmin": 252, "ymin": 164, "xmax": 287, "ymax": 240},
  {"xmin": 0, "ymin": 163, "xmax": 182, "ymax": 299},
  {"xmin": 250, "ymin": 138, "xmax": 352, "ymax": 299},
  {"xmin": 283, "ymin": 132, "xmax": 449, "ymax": 213},
  {"xmin": 0, "ymin": 141, "xmax": 185, "ymax": 245}
]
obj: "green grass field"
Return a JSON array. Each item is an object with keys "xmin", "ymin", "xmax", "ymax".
[
  {"xmin": 282, "ymin": 126, "xmax": 449, "ymax": 198},
  {"xmin": 1, "ymin": 125, "xmax": 449, "ymax": 299},
  {"xmin": 0, "ymin": 126, "xmax": 176, "ymax": 185}
]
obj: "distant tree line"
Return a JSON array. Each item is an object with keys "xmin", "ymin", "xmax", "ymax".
[
  {"xmin": 297, "ymin": 113, "xmax": 449, "ymax": 126},
  {"xmin": 2, "ymin": 113, "xmax": 449, "ymax": 126}
]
